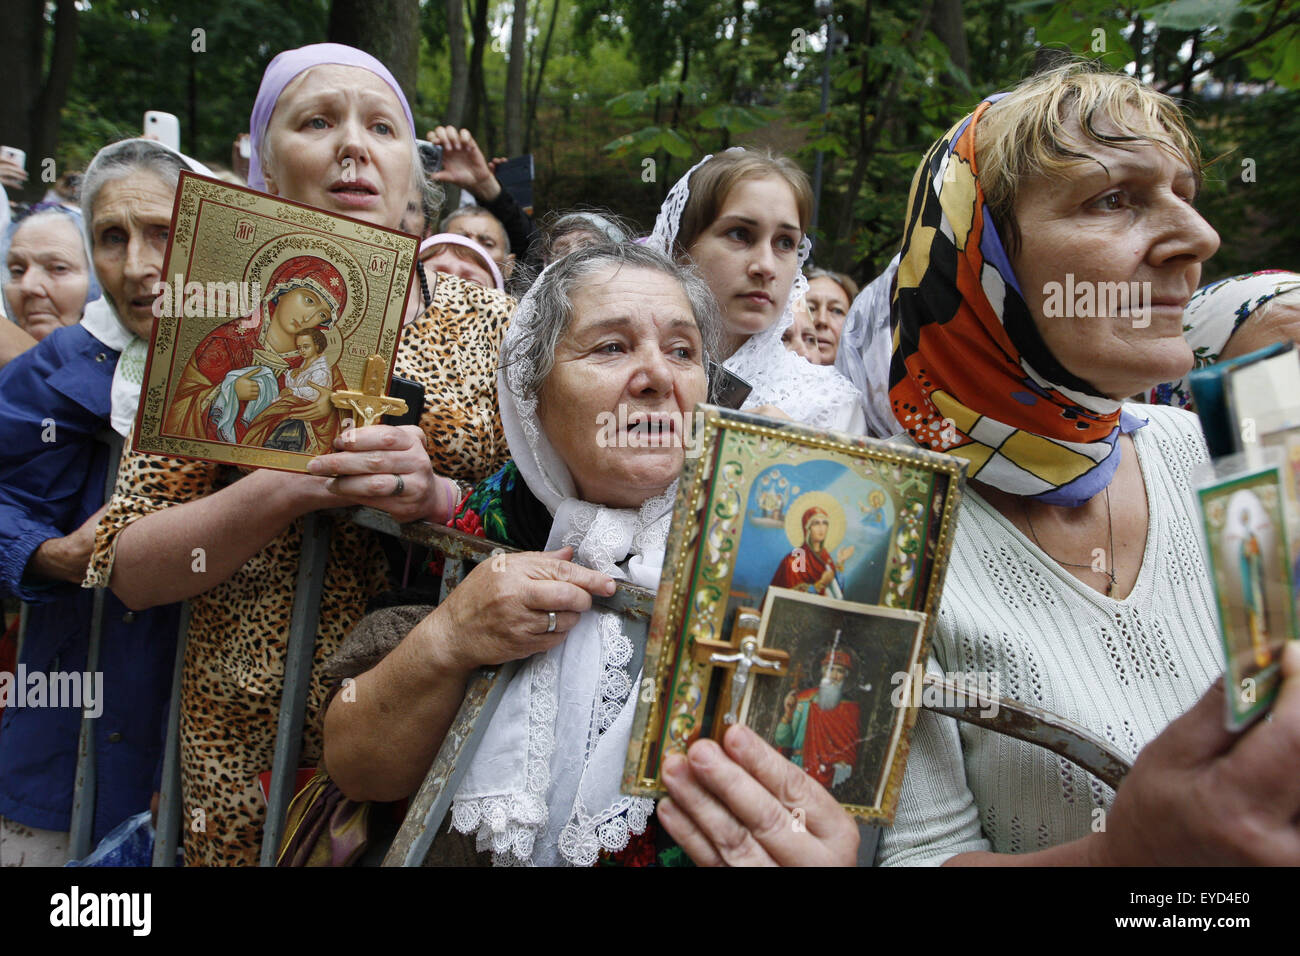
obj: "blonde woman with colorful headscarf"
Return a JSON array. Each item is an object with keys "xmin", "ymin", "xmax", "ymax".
[{"xmin": 864, "ymin": 61, "xmax": 1300, "ymax": 867}]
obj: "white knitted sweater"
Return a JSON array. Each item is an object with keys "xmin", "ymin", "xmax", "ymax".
[{"xmin": 876, "ymin": 404, "xmax": 1222, "ymax": 865}]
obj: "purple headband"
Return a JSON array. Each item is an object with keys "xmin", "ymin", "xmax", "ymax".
[
  {"xmin": 420, "ymin": 233, "xmax": 505, "ymax": 291},
  {"xmin": 247, "ymin": 43, "xmax": 416, "ymax": 191}
]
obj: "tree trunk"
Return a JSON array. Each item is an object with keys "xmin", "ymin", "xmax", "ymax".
[
  {"xmin": 188, "ymin": 52, "xmax": 199, "ymax": 155},
  {"xmin": 721, "ymin": 0, "xmax": 745, "ymax": 103},
  {"xmin": 668, "ymin": 34, "xmax": 691, "ymax": 130},
  {"xmin": 834, "ymin": 0, "xmax": 936, "ymax": 254},
  {"xmin": 524, "ymin": 0, "xmax": 561, "ymax": 152},
  {"xmin": 466, "ymin": 0, "xmax": 491, "ymax": 145},
  {"xmin": 504, "ymin": 0, "xmax": 528, "ymax": 155},
  {"xmin": 30, "ymin": 0, "xmax": 79, "ymax": 194},
  {"xmin": 446, "ymin": 0, "xmax": 469, "ymax": 126},
  {"xmin": 0, "ymin": 0, "xmax": 43, "ymax": 177},
  {"xmin": 662, "ymin": 35, "xmax": 692, "ymax": 198},
  {"xmin": 930, "ymin": 0, "xmax": 969, "ymax": 80},
  {"xmin": 328, "ymin": 0, "xmax": 420, "ymax": 108},
  {"xmin": 1131, "ymin": 15, "xmax": 1146, "ymax": 82}
]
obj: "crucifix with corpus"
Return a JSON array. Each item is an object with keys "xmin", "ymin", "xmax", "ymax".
[
  {"xmin": 331, "ymin": 353, "xmax": 408, "ymax": 427},
  {"xmin": 691, "ymin": 607, "xmax": 790, "ymax": 736}
]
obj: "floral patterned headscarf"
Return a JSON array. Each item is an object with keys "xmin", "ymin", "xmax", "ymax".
[{"xmin": 889, "ymin": 100, "xmax": 1147, "ymax": 508}]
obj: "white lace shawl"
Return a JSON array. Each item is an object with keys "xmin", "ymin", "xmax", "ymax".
[
  {"xmin": 647, "ymin": 152, "xmax": 865, "ymax": 433},
  {"xmin": 448, "ymin": 264, "xmax": 661, "ymax": 866}
]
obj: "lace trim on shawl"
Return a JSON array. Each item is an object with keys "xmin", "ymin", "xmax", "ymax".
[
  {"xmin": 555, "ymin": 613, "xmax": 655, "ymax": 866},
  {"xmin": 450, "ymin": 654, "xmax": 557, "ymax": 864},
  {"xmin": 450, "ymin": 483, "xmax": 668, "ymax": 867},
  {"xmin": 557, "ymin": 790, "xmax": 654, "ymax": 867}
]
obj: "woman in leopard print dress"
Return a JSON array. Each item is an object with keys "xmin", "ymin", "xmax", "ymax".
[{"xmin": 84, "ymin": 43, "xmax": 513, "ymax": 866}]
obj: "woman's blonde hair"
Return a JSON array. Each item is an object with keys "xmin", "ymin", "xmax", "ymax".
[
  {"xmin": 675, "ymin": 149, "xmax": 814, "ymax": 256},
  {"xmin": 976, "ymin": 59, "xmax": 1203, "ymax": 253},
  {"xmin": 805, "ymin": 266, "xmax": 860, "ymax": 302}
]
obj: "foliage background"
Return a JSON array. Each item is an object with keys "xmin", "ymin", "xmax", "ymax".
[{"xmin": 10, "ymin": 0, "xmax": 1299, "ymax": 285}]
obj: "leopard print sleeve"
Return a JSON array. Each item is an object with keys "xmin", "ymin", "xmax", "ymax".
[
  {"xmin": 398, "ymin": 273, "xmax": 514, "ymax": 485},
  {"xmin": 84, "ymin": 435, "xmax": 221, "ymax": 588}
]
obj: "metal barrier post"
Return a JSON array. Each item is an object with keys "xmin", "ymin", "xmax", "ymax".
[
  {"xmin": 151, "ymin": 602, "xmax": 191, "ymax": 866},
  {"xmin": 382, "ymin": 659, "xmax": 522, "ymax": 866},
  {"xmin": 259, "ymin": 513, "xmax": 332, "ymax": 866},
  {"xmin": 66, "ymin": 429, "xmax": 124, "ymax": 861}
]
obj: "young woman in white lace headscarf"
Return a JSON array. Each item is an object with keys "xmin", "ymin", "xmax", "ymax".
[
  {"xmin": 647, "ymin": 149, "xmax": 865, "ymax": 433},
  {"xmin": 321, "ymin": 242, "xmax": 859, "ymax": 866}
]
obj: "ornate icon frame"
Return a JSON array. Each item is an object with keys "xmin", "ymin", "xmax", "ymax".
[
  {"xmin": 134, "ymin": 171, "xmax": 418, "ymax": 472},
  {"xmin": 623, "ymin": 405, "xmax": 966, "ymax": 822}
]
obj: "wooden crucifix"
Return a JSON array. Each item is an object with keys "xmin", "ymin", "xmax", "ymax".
[
  {"xmin": 330, "ymin": 354, "xmax": 408, "ymax": 428},
  {"xmin": 692, "ymin": 607, "xmax": 789, "ymax": 736}
]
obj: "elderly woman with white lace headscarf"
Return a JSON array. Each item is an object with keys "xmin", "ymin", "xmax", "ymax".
[
  {"xmin": 647, "ymin": 149, "xmax": 865, "ymax": 434},
  {"xmin": 322, "ymin": 242, "xmax": 859, "ymax": 866}
]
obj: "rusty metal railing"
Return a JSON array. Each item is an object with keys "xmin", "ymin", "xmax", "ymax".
[{"xmin": 136, "ymin": 504, "xmax": 1134, "ymax": 866}]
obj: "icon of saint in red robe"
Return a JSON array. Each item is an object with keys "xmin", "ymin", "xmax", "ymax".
[{"xmin": 774, "ymin": 647, "xmax": 860, "ymax": 788}]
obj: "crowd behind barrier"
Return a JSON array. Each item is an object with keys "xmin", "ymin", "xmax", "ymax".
[{"xmin": 4, "ymin": 44, "xmax": 1300, "ymax": 869}]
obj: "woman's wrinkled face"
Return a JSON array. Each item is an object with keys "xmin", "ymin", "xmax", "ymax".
[
  {"xmin": 805, "ymin": 275, "xmax": 850, "ymax": 365},
  {"xmin": 1010, "ymin": 111, "xmax": 1220, "ymax": 399},
  {"xmin": 423, "ymin": 245, "xmax": 494, "ymax": 289},
  {"xmin": 91, "ymin": 171, "xmax": 176, "ymax": 340},
  {"xmin": 781, "ymin": 298, "xmax": 820, "ymax": 362},
  {"xmin": 272, "ymin": 288, "xmax": 332, "ymax": 339},
  {"xmin": 538, "ymin": 266, "xmax": 708, "ymax": 509},
  {"xmin": 686, "ymin": 176, "xmax": 802, "ymax": 356},
  {"xmin": 262, "ymin": 65, "xmax": 414, "ymax": 230},
  {"xmin": 4, "ymin": 216, "xmax": 91, "ymax": 339}
]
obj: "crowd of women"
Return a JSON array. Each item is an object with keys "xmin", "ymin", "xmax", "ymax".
[{"xmin": 3, "ymin": 40, "xmax": 1300, "ymax": 867}]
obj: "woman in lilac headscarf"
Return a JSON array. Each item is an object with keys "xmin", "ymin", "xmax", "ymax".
[{"xmin": 84, "ymin": 44, "xmax": 516, "ymax": 866}]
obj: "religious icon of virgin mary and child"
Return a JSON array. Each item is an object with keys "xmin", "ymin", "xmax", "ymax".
[{"xmin": 162, "ymin": 255, "xmax": 348, "ymax": 456}]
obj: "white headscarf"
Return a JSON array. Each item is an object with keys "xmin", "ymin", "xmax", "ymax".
[
  {"xmin": 449, "ymin": 259, "xmax": 669, "ymax": 866},
  {"xmin": 647, "ymin": 151, "xmax": 865, "ymax": 433},
  {"xmin": 79, "ymin": 138, "xmax": 212, "ymax": 437},
  {"xmin": 837, "ymin": 253, "xmax": 902, "ymax": 438}
]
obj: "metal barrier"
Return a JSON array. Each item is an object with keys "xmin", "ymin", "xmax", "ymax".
[
  {"xmin": 66, "ymin": 430, "xmax": 123, "ymax": 860},
  {"xmin": 151, "ymin": 603, "xmax": 189, "ymax": 866},
  {"xmin": 258, "ymin": 514, "xmax": 331, "ymax": 867},
  {"xmin": 57, "ymin": 494, "xmax": 1131, "ymax": 867}
]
